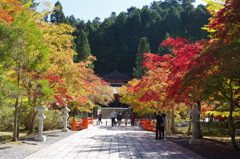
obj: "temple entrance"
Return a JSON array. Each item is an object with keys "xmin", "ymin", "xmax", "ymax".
[{"xmin": 94, "ymin": 69, "xmax": 132, "ymax": 119}]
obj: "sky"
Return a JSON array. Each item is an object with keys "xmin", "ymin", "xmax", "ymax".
[{"xmin": 38, "ymin": 0, "xmax": 206, "ymax": 22}]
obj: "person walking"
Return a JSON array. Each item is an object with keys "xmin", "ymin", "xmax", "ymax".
[
  {"xmin": 117, "ymin": 111, "xmax": 123, "ymax": 126},
  {"xmin": 160, "ymin": 113, "xmax": 166, "ymax": 139},
  {"xmin": 124, "ymin": 112, "xmax": 130, "ymax": 126},
  {"xmin": 155, "ymin": 111, "xmax": 163, "ymax": 139},
  {"xmin": 131, "ymin": 114, "xmax": 135, "ymax": 126},
  {"xmin": 110, "ymin": 110, "xmax": 116, "ymax": 127},
  {"xmin": 98, "ymin": 112, "xmax": 102, "ymax": 124}
]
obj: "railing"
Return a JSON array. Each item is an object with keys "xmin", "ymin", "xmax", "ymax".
[
  {"xmin": 140, "ymin": 119, "xmax": 156, "ymax": 132},
  {"xmin": 88, "ymin": 118, "xmax": 93, "ymax": 125},
  {"xmin": 72, "ymin": 118, "xmax": 90, "ymax": 131}
]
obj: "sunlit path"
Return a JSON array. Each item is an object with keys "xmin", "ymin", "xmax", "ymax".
[{"xmin": 25, "ymin": 122, "xmax": 204, "ymax": 159}]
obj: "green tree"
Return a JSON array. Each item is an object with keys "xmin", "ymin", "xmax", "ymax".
[
  {"xmin": 50, "ymin": 1, "xmax": 65, "ymax": 24},
  {"xmin": 0, "ymin": 7, "xmax": 50, "ymax": 139},
  {"xmin": 157, "ymin": 33, "xmax": 172, "ymax": 56},
  {"xmin": 133, "ymin": 37, "xmax": 151, "ymax": 79},
  {"xmin": 75, "ymin": 30, "xmax": 93, "ymax": 68},
  {"xmin": 191, "ymin": 5, "xmax": 210, "ymax": 41},
  {"xmin": 165, "ymin": 6, "xmax": 184, "ymax": 38}
]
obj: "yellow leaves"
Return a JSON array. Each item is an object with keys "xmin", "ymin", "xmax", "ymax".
[
  {"xmin": 206, "ymin": 111, "xmax": 240, "ymax": 117},
  {"xmin": 201, "ymin": 0, "xmax": 225, "ymax": 34},
  {"xmin": 202, "ymin": 0, "xmax": 225, "ymax": 15},
  {"xmin": 40, "ymin": 23, "xmax": 75, "ymax": 48},
  {"xmin": 128, "ymin": 78, "xmax": 139, "ymax": 86},
  {"xmin": 38, "ymin": 21, "xmax": 104, "ymax": 109}
]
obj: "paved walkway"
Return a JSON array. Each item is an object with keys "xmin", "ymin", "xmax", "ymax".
[{"xmin": 24, "ymin": 121, "xmax": 204, "ymax": 159}]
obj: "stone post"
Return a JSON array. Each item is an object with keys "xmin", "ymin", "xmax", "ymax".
[
  {"xmin": 34, "ymin": 102, "xmax": 47, "ymax": 141},
  {"xmin": 62, "ymin": 104, "xmax": 70, "ymax": 132},
  {"xmin": 189, "ymin": 103, "xmax": 201, "ymax": 144},
  {"xmin": 165, "ymin": 109, "xmax": 172, "ymax": 135}
]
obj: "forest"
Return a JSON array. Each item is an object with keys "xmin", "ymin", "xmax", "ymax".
[
  {"xmin": 49, "ymin": 0, "xmax": 210, "ymax": 76},
  {"xmin": 1, "ymin": 0, "xmax": 239, "ymax": 151}
]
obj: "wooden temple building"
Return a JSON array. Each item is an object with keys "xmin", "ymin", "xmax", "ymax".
[
  {"xmin": 102, "ymin": 69, "xmax": 132, "ymax": 108},
  {"xmin": 96, "ymin": 69, "xmax": 132, "ymax": 118}
]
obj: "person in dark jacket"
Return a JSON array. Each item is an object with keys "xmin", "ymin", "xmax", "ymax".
[
  {"xmin": 98, "ymin": 112, "xmax": 102, "ymax": 124},
  {"xmin": 155, "ymin": 111, "xmax": 163, "ymax": 139},
  {"xmin": 160, "ymin": 113, "xmax": 166, "ymax": 139},
  {"xmin": 117, "ymin": 111, "xmax": 123, "ymax": 126}
]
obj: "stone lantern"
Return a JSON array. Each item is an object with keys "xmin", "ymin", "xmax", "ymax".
[
  {"xmin": 189, "ymin": 103, "xmax": 200, "ymax": 144},
  {"xmin": 165, "ymin": 109, "xmax": 172, "ymax": 135},
  {"xmin": 34, "ymin": 102, "xmax": 48, "ymax": 141},
  {"xmin": 62, "ymin": 103, "xmax": 70, "ymax": 132}
]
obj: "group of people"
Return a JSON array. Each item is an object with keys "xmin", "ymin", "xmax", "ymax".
[
  {"xmin": 97, "ymin": 110, "xmax": 135, "ymax": 127},
  {"xmin": 110, "ymin": 110, "xmax": 135, "ymax": 127},
  {"xmin": 155, "ymin": 111, "xmax": 166, "ymax": 139},
  {"xmin": 97, "ymin": 110, "xmax": 166, "ymax": 140}
]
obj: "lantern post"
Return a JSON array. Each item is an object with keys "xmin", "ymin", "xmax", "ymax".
[{"xmin": 34, "ymin": 102, "xmax": 47, "ymax": 141}]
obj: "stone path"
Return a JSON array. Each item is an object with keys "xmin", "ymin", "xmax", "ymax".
[{"xmin": 24, "ymin": 122, "xmax": 204, "ymax": 159}]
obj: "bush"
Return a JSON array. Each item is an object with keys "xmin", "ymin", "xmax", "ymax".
[
  {"xmin": 202, "ymin": 128, "xmax": 229, "ymax": 136},
  {"xmin": 0, "ymin": 107, "xmax": 14, "ymax": 131},
  {"xmin": 201, "ymin": 121, "xmax": 229, "ymax": 136},
  {"xmin": 34, "ymin": 110, "xmax": 63, "ymax": 131},
  {"xmin": 201, "ymin": 121, "xmax": 228, "ymax": 129},
  {"xmin": 175, "ymin": 127, "xmax": 188, "ymax": 134}
]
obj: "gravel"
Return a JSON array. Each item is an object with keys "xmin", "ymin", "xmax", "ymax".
[{"xmin": 0, "ymin": 130, "xmax": 78, "ymax": 159}]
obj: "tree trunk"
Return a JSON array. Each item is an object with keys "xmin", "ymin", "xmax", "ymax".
[
  {"xmin": 28, "ymin": 108, "xmax": 35, "ymax": 134},
  {"xmin": 209, "ymin": 114, "xmax": 214, "ymax": 122},
  {"xmin": 12, "ymin": 66, "xmax": 21, "ymax": 141},
  {"xmin": 17, "ymin": 115, "xmax": 20, "ymax": 138},
  {"xmin": 12, "ymin": 98, "xmax": 19, "ymax": 141},
  {"xmin": 170, "ymin": 108, "xmax": 175, "ymax": 133},
  {"xmin": 187, "ymin": 120, "xmax": 192, "ymax": 135},
  {"xmin": 196, "ymin": 100, "xmax": 203, "ymax": 139},
  {"xmin": 228, "ymin": 101, "xmax": 240, "ymax": 150}
]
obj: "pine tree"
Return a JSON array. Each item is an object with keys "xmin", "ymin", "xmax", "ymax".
[
  {"xmin": 50, "ymin": 1, "xmax": 65, "ymax": 24},
  {"xmin": 133, "ymin": 37, "xmax": 151, "ymax": 79},
  {"xmin": 157, "ymin": 33, "xmax": 171, "ymax": 56},
  {"xmin": 75, "ymin": 30, "xmax": 94, "ymax": 68}
]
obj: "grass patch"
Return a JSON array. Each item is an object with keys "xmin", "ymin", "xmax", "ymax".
[
  {"xmin": 0, "ymin": 131, "xmax": 28, "ymax": 142},
  {"xmin": 204, "ymin": 136, "xmax": 240, "ymax": 143}
]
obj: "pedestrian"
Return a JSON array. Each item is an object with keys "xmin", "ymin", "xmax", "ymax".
[
  {"xmin": 160, "ymin": 113, "xmax": 166, "ymax": 139},
  {"xmin": 155, "ymin": 110, "xmax": 163, "ymax": 139},
  {"xmin": 131, "ymin": 114, "xmax": 135, "ymax": 126},
  {"xmin": 114, "ymin": 111, "xmax": 117, "ymax": 125},
  {"xmin": 117, "ymin": 111, "xmax": 122, "ymax": 126},
  {"xmin": 110, "ymin": 110, "xmax": 116, "ymax": 127},
  {"xmin": 98, "ymin": 112, "xmax": 102, "ymax": 124},
  {"xmin": 124, "ymin": 112, "xmax": 130, "ymax": 126}
]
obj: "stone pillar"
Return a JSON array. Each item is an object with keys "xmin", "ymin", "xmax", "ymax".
[
  {"xmin": 62, "ymin": 104, "xmax": 70, "ymax": 132},
  {"xmin": 34, "ymin": 102, "xmax": 47, "ymax": 141},
  {"xmin": 189, "ymin": 103, "xmax": 201, "ymax": 144},
  {"xmin": 165, "ymin": 109, "xmax": 172, "ymax": 135}
]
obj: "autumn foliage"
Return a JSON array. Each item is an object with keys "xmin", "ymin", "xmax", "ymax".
[
  {"xmin": 118, "ymin": 0, "xmax": 240, "ymax": 150},
  {"xmin": 0, "ymin": 0, "xmax": 114, "ymax": 139}
]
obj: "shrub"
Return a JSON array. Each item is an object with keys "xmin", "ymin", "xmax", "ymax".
[
  {"xmin": 34, "ymin": 110, "xmax": 63, "ymax": 131},
  {"xmin": 0, "ymin": 107, "xmax": 14, "ymax": 131}
]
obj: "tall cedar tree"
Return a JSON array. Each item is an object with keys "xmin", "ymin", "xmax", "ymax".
[
  {"xmin": 50, "ymin": 1, "xmax": 65, "ymax": 24},
  {"xmin": 75, "ymin": 30, "xmax": 94, "ymax": 69},
  {"xmin": 133, "ymin": 37, "xmax": 151, "ymax": 79}
]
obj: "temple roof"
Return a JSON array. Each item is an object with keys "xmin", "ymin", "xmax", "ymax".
[{"xmin": 103, "ymin": 69, "xmax": 131, "ymax": 80}]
